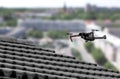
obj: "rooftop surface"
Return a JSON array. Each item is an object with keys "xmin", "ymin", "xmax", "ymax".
[{"xmin": 0, "ymin": 36, "xmax": 120, "ymax": 79}]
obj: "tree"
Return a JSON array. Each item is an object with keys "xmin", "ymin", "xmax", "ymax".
[
  {"xmin": 5, "ymin": 19, "xmax": 17, "ymax": 26},
  {"xmin": 104, "ymin": 61, "xmax": 117, "ymax": 71},
  {"xmin": 71, "ymin": 48, "xmax": 82, "ymax": 60},
  {"xmin": 92, "ymin": 48, "xmax": 107, "ymax": 65},
  {"xmin": 3, "ymin": 14, "xmax": 13, "ymax": 21},
  {"xmin": 27, "ymin": 30, "xmax": 43, "ymax": 38},
  {"xmin": 84, "ymin": 11, "xmax": 97, "ymax": 20},
  {"xmin": 84, "ymin": 42, "xmax": 94, "ymax": 53},
  {"xmin": 47, "ymin": 30, "xmax": 68, "ymax": 39}
]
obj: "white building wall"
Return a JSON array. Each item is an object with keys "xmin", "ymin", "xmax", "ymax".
[
  {"xmin": 86, "ymin": 23, "xmax": 120, "ymax": 71},
  {"xmin": 116, "ymin": 48, "xmax": 120, "ymax": 70},
  {"xmin": 94, "ymin": 39, "xmax": 114, "ymax": 61},
  {"xmin": 106, "ymin": 43, "xmax": 114, "ymax": 61}
]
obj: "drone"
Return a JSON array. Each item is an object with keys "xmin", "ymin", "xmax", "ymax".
[{"xmin": 67, "ymin": 29, "xmax": 106, "ymax": 42}]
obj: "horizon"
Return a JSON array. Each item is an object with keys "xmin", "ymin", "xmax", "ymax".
[{"xmin": 0, "ymin": 0, "xmax": 120, "ymax": 8}]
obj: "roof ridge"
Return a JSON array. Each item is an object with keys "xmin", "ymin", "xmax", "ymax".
[
  {"xmin": 0, "ymin": 37, "xmax": 76, "ymax": 58},
  {"xmin": 0, "ymin": 36, "xmax": 34, "ymax": 46},
  {"xmin": 0, "ymin": 76, "xmax": 16, "ymax": 79},
  {"xmin": 0, "ymin": 36, "xmax": 57, "ymax": 53}
]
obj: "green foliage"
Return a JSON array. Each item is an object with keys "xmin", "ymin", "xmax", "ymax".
[
  {"xmin": 0, "ymin": 8, "xmax": 41, "ymax": 26},
  {"xmin": 84, "ymin": 11, "xmax": 97, "ymax": 20},
  {"xmin": 104, "ymin": 61, "xmax": 117, "ymax": 71},
  {"xmin": 71, "ymin": 48, "xmax": 82, "ymax": 60},
  {"xmin": 84, "ymin": 42, "xmax": 117, "ymax": 70},
  {"xmin": 47, "ymin": 30, "xmax": 68, "ymax": 39},
  {"xmin": 49, "ymin": 9, "xmax": 120, "ymax": 21},
  {"xmin": 0, "ymin": 8, "xmax": 120, "ymax": 23},
  {"xmin": 0, "ymin": 12, "xmax": 17, "ymax": 26},
  {"xmin": 84, "ymin": 42, "xmax": 94, "ymax": 53},
  {"xmin": 91, "ymin": 48, "xmax": 107, "ymax": 65},
  {"xmin": 0, "ymin": 20, "xmax": 17, "ymax": 27},
  {"xmin": 85, "ymin": 42, "xmax": 106, "ymax": 65},
  {"xmin": 27, "ymin": 30, "xmax": 43, "ymax": 38},
  {"xmin": 111, "ymin": 24, "xmax": 120, "ymax": 28},
  {"xmin": 0, "ymin": 8, "xmax": 31, "ymax": 16},
  {"xmin": 40, "ymin": 42, "xmax": 55, "ymax": 49},
  {"xmin": 5, "ymin": 19, "xmax": 17, "ymax": 26},
  {"xmin": 0, "ymin": 22, "xmax": 6, "ymax": 26},
  {"xmin": 50, "ymin": 13, "xmax": 74, "ymax": 20}
]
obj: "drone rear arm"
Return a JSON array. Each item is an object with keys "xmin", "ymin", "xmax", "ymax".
[
  {"xmin": 70, "ymin": 34, "xmax": 80, "ymax": 42},
  {"xmin": 71, "ymin": 35, "xmax": 80, "ymax": 37}
]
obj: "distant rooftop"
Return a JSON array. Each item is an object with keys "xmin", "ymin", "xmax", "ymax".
[{"xmin": 18, "ymin": 19, "xmax": 86, "ymax": 32}]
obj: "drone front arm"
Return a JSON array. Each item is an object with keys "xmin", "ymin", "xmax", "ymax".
[{"xmin": 94, "ymin": 35, "xmax": 106, "ymax": 39}]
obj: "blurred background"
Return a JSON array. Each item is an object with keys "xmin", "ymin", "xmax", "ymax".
[{"xmin": 0, "ymin": 0, "xmax": 120, "ymax": 71}]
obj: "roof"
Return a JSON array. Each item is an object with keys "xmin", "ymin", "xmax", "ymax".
[
  {"xmin": 0, "ymin": 36, "xmax": 120, "ymax": 79},
  {"xmin": 18, "ymin": 19, "xmax": 86, "ymax": 32}
]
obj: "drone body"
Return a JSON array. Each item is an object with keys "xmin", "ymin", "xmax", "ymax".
[{"xmin": 68, "ymin": 30, "xmax": 106, "ymax": 42}]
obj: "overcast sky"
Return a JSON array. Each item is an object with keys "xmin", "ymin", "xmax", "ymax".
[{"xmin": 0, "ymin": 0, "xmax": 120, "ymax": 8}]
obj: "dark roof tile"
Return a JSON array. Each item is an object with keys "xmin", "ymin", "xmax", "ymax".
[{"xmin": 0, "ymin": 37, "xmax": 119, "ymax": 79}]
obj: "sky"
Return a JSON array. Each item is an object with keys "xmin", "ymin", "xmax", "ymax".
[{"xmin": 0, "ymin": 0, "xmax": 120, "ymax": 8}]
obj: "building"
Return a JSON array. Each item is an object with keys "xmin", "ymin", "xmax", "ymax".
[
  {"xmin": 105, "ymin": 27, "xmax": 120, "ymax": 38},
  {"xmin": 7, "ymin": 19, "xmax": 86, "ymax": 39},
  {"xmin": 86, "ymin": 23, "xmax": 120, "ymax": 71},
  {"xmin": 0, "ymin": 27, "xmax": 12, "ymax": 35},
  {"xmin": 0, "ymin": 36, "xmax": 119, "ymax": 79},
  {"xmin": 18, "ymin": 19, "xmax": 86, "ymax": 32},
  {"xmin": 14, "ymin": 9, "xmax": 59, "ymax": 19},
  {"xmin": 103, "ymin": 27, "xmax": 120, "ymax": 70},
  {"xmin": 0, "ymin": 16, "xmax": 4, "ymax": 23},
  {"xmin": 84, "ymin": 4, "xmax": 97, "ymax": 12},
  {"xmin": 6, "ymin": 26, "xmax": 28, "ymax": 39}
]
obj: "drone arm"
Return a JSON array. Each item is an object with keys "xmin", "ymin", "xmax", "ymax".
[
  {"xmin": 92, "ymin": 29, "xmax": 99, "ymax": 32},
  {"xmin": 94, "ymin": 35, "xmax": 106, "ymax": 39},
  {"xmin": 70, "ymin": 34, "xmax": 80, "ymax": 42},
  {"xmin": 71, "ymin": 35, "xmax": 80, "ymax": 37}
]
